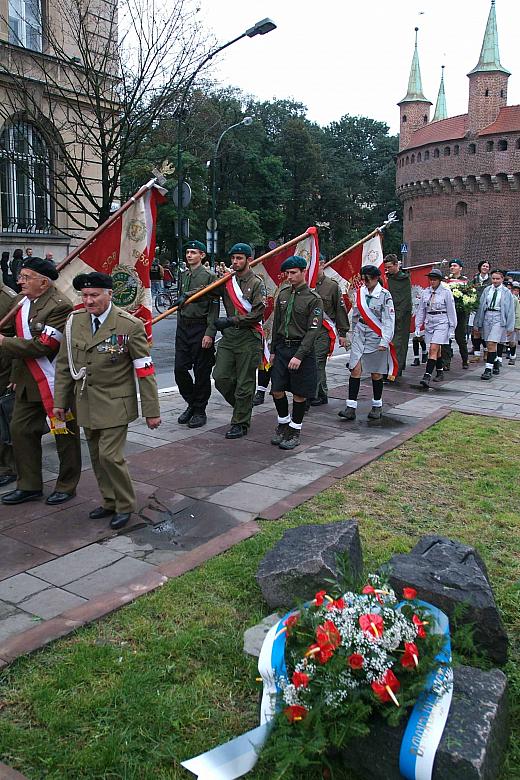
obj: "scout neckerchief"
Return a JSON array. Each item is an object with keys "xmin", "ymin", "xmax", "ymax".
[
  {"xmin": 15, "ymin": 297, "xmax": 72, "ymax": 434},
  {"xmin": 356, "ymin": 284, "xmax": 399, "ymax": 380},
  {"xmin": 225, "ymin": 275, "xmax": 269, "ymax": 367}
]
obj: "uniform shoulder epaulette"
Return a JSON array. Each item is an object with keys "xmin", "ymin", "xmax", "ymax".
[
  {"xmin": 309, "ymin": 287, "xmax": 322, "ymax": 299},
  {"xmin": 117, "ymin": 308, "xmax": 138, "ymax": 322},
  {"xmin": 3, "ymin": 286, "xmax": 16, "ymax": 298}
]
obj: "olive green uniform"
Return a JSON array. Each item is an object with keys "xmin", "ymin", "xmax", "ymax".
[
  {"xmin": 0, "ymin": 284, "xmax": 17, "ymax": 476},
  {"xmin": 213, "ymin": 270, "xmax": 265, "ymax": 428},
  {"xmin": 0, "ymin": 286, "xmax": 81, "ymax": 493},
  {"xmin": 385, "ymin": 269, "xmax": 412, "ymax": 373},
  {"xmin": 54, "ymin": 305, "xmax": 160, "ymax": 514},
  {"xmin": 314, "ymin": 274, "xmax": 349, "ymax": 397}
]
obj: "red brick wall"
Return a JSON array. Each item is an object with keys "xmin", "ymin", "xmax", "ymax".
[
  {"xmin": 467, "ymin": 72, "xmax": 509, "ymax": 134},
  {"xmin": 399, "ymin": 102, "xmax": 431, "ymax": 151}
]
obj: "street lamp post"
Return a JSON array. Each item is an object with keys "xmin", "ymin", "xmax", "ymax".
[
  {"xmin": 175, "ymin": 18, "xmax": 276, "ymax": 268},
  {"xmin": 210, "ymin": 116, "xmax": 253, "ymax": 266}
]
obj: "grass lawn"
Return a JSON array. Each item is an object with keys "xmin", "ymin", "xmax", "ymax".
[{"xmin": 0, "ymin": 411, "xmax": 518, "ymax": 779}]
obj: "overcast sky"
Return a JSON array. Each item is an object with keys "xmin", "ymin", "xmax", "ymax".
[{"xmin": 198, "ymin": 0, "xmax": 519, "ymax": 135}]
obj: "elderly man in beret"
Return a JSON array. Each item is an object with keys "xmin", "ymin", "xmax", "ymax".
[
  {"xmin": 173, "ymin": 240, "xmax": 220, "ymax": 429},
  {"xmin": 0, "ymin": 257, "xmax": 82, "ymax": 505},
  {"xmin": 212, "ymin": 242, "xmax": 266, "ymax": 438},
  {"xmin": 270, "ymin": 255, "xmax": 323, "ymax": 449},
  {"xmin": 53, "ymin": 272, "xmax": 161, "ymax": 529}
]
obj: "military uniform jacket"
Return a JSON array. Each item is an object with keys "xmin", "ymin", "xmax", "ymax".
[
  {"xmin": 315, "ymin": 275, "xmax": 349, "ymax": 336},
  {"xmin": 1, "ymin": 286, "xmax": 72, "ymax": 401},
  {"xmin": 54, "ymin": 305, "xmax": 160, "ymax": 429},
  {"xmin": 0, "ymin": 284, "xmax": 17, "ymax": 391},
  {"xmin": 271, "ymin": 282, "xmax": 323, "ymax": 360},
  {"xmin": 178, "ymin": 265, "xmax": 220, "ymax": 337},
  {"xmin": 218, "ymin": 270, "xmax": 266, "ymax": 339},
  {"xmin": 386, "ymin": 270, "xmax": 412, "ymax": 315}
]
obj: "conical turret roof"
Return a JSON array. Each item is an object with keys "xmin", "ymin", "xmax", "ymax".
[
  {"xmin": 433, "ymin": 66, "xmax": 447, "ymax": 121},
  {"xmin": 399, "ymin": 28, "xmax": 431, "ymax": 104},
  {"xmin": 468, "ymin": 1, "xmax": 510, "ymax": 76}
]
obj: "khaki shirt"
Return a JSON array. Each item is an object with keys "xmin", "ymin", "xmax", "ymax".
[
  {"xmin": 54, "ymin": 305, "xmax": 160, "ymax": 429},
  {"xmin": 272, "ymin": 282, "xmax": 323, "ymax": 360},
  {"xmin": 315, "ymin": 275, "xmax": 349, "ymax": 336},
  {"xmin": 218, "ymin": 269, "xmax": 266, "ymax": 339},
  {"xmin": 179, "ymin": 265, "xmax": 220, "ymax": 337}
]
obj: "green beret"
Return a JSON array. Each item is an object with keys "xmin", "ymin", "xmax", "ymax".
[
  {"xmin": 228, "ymin": 243, "xmax": 253, "ymax": 258},
  {"xmin": 184, "ymin": 240, "xmax": 207, "ymax": 253},
  {"xmin": 281, "ymin": 255, "xmax": 307, "ymax": 271}
]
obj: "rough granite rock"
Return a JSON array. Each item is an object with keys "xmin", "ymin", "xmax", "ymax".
[
  {"xmin": 342, "ymin": 666, "xmax": 508, "ymax": 780},
  {"xmin": 387, "ymin": 536, "xmax": 508, "ymax": 664},
  {"xmin": 256, "ymin": 520, "xmax": 362, "ymax": 609}
]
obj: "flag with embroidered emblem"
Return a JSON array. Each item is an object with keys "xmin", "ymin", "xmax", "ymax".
[{"xmin": 324, "ymin": 232, "xmax": 385, "ymax": 312}]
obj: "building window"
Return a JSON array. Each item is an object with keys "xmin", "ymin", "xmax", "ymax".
[
  {"xmin": 455, "ymin": 201, "xmax": 468, "ymax": 217},
  {"xmin": 402, "ymin": 114, "xmax": 407, "ymax": 123},
  {"xmin": 486, "ymin": 140, "xmax": 494, "ymax": 151},
  {"xmin": 8, "ymin": 0, "xmax": 42, "ymax": 51},
  {"xmin": 484, "ymin": 89, "xmax": 489, "ymax": 97},
  {"xmin": 500, "ymin": 89, "xmax": 504, "ymax": 98},
  {"xmin": 417, "ymin": 152, "xmax": 422, "ymax": 162},
  {"xmin": 516, "ymin": 138, "xmax": 520, "ymax": 149},
  {"xmin": 444, "ymin": 146, "xmax": 450, "ymax": 156},
  {"xmin": 433, "ymin": 148, "xmax": 440, "ymax": 158},
  {"xmin": 408, "ymin": 206, "xmax": 413, "ymax": 222},
  {"xmin": 498, "ymin": 139, "xmax": 508, "ymax": 151},
  {"xmin": 424, "ymin": 150, "xmax": 430, "ymax": 161},
  {"xmin": 406, "ymin": 156, "xmax": 409, "ymax": 165},
  {"xmin": 454, "ymin": 144, "xmax": 460, "ymax": 156},
  {"xmin": 0, "ymin": 121, "xmax": 53, "ymax": 233},
  {"xmin": 468, "ymin": 143, "xmax": 476, "ymax": 155},
  {"xmin": 423, "ymin": 115, "xmax": 428, "ymax": 124},
  {"xmin": 411, "ymin": 154, "xmax": 415, "ymax": 163}
]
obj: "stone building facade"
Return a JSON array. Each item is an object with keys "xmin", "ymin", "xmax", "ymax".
[{"xmin": 396, "ymin": 2, "xmax": 520, "ymax": 272}]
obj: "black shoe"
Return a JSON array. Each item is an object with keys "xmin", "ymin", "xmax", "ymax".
[
  {"xmin": 419, "ymin": 373, "xmax": 431, "ymax": 389},
  {"xmin": 279, "ymin": 430, "xmax": 300, "ymax": 450},
  {"xmin": 177, "ymin": 406, "xmax": 194, "ymax": 424},
  {"xmin": 481, "ymin": 368, "xmax": 492, "ymax": 381},
  {"xmin": 110, "ymin": 512, "xmax": 131, "ymax": 530},
  {"xmin": 338, "ymin": 407, "xmax": 356, "ymax": 420},
  {"xmin": 421, "ymin": 353, "xmax": 428, "ymax": 363},
  {"xmin": 225, "ymin": 424, "xmax": 247, "ymax": 439},
  {"xmin": 271, "ymin": 423, "xmax": 289, "ymax": 445},
  {"xmin": 310, "ymin": 395, "xmax": 328, "ymax": 406},
  {"xmin": 252, "ymin": 390, "xmax": 265, "ymax": 406},
  {"xmin": 0, "ymin": 473, "xmax": 17, "ymax": 487},
  {"xmin": 492, "ymin": 364, "xmax": 500, "ymax": 375},
  {"xmin": 432, "ymin": 371, "xmax": 444, "ymax": 383},
  {"xmin": 46, "ymin": 491, "xmax": 75, "ymax": 506},
  {"xmin": 412, "ymin": 358, "xmax": 420, "ymax": 366},
  {"xmin": 89, "ymin": 506, "xmax": 115, "ymax": 519},
  {"xmin": 1, "ymin": 489, "xmax": 43, "ymax": 505},
  {"xmin": 462, "ymin": 362, "xmax": 469, "ymax": 369},
  {"xmin": 188, "ymin": 412, "xmax": 207, "ymax": 428}
]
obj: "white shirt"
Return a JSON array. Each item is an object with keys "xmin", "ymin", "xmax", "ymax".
[
  {"xmin": 91, "ymin": 303, "xmax": 112, "ymax": 332},
  {"xmin": 486, "ymin": 285, "xmax": 502, "ymax": 308}
]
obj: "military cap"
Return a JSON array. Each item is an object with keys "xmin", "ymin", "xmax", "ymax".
[
  {"xmin": 360, "ymin": 264, "xmax": 381, "ymax": 278},
  {"xmin": 450, "ymin": 258, "xmax": 463, "ymax": 267},
  {"xmin": 427, "ymin": 268, "xmax": 443, "ymax": 279},
  {"xmin": 184, "ymin": 240, "xmax": 207, "ymax": 253},
  {"xmin": 73, "ymin": 271, "xmax": 113, "ymax": 290},
  {"xmin": 22, "ymin": 256, "xmax": 59, "ymax": 281},
  {"xmin": 228, "ymin": 243, "xmax": 253, "ymax": 258},
  {"xmin": 281, "ymin": 255, "xmax": 307, "ymax": 271}
]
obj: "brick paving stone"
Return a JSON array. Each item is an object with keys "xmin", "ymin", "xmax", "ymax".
[
  {"xmin": 0, "ymin": 612, "xmax": 37, "ymax": 643},
  {"xmin": 207, "ymin": 482, "xmax": 291, "ymax": 513},
  {"xmin": 20, "ymin": 589, "xmax": 87, "ymax": 619},
  {"xmin": 0, "ymin": 601, "xmax": 18, "ymax": 619},
  {"xmin": 293, "ymin": 445, "xmax": 352, "ymax": 467},
  {"xmin": 28, "ymin": 544, "xmax": 124, "ymax": 586},
  {"xmin": 0, "ymin": 536, "xmax": 55, "ymax": 582},
  {"xmin": 243, "ymin": 460, "xmax": 333, "ymax": 491},
  {"xmin": 0, "ymin": 574, "xmax": 50, "ymax": 604},
  {"xmin": 64, "ymin": 557, "xmax": 157, "ymax": 598}
]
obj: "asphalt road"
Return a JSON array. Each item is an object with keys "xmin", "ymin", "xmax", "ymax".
[{"xmin": 151, "ymin": 314, "xmax": 177, "ymax": 390}]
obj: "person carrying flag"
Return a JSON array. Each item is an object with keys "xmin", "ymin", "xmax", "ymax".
[
  {"xmin": 213, "ymin": 243, "xmax": 266, "ymax": 439},
  {"xmin": 338, "ymin": 264, "xmax": 395, "ymax": 422}
]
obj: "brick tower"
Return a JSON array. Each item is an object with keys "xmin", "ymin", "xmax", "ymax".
[{"xmin": 398, "ymin": 28, "xmax": 432, "ymax": 151}]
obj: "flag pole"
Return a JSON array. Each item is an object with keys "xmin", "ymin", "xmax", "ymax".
[
  {"xmin": 151, "ymin": 228, "xmax": 314, "ymax": 325},
  {"xmin": 323, "ymin": 212, "xmax": 398, "ymax": 270},
  {"xmin": 402, "ymin": 259, "xmax": 449, "ymax": 271}
]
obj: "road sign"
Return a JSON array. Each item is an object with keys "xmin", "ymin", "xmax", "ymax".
[
  {"xmin": 172, "ymin": 181, "xmax": 192, "ymax": 209},
  {"xmin": 207, "ymin": 217, "xmax": 217, "ymax": 230},
  {"xmin": 401, "ymin": 243, "xmax": 408, "ymax": 254},
  {"xmin": 206, "ymin": 229, "xmax": 217, "ymax": 254}
]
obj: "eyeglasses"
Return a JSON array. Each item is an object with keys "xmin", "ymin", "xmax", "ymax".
[{"xmin": 17, "ymin": 274, "xmax": 38, "ymax": 282}]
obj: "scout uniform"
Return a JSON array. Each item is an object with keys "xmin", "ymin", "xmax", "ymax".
[
  {"xmin": 0, "ymin": 283, "xmax": 17, "ymax": 485},
  {"xmin": 312, "ymin": 272, "xmax": 348, "ymax": 403},
  {"xmin": 415, "ymin": 269, "xmax": 457, "ymax": 387},
  {"xmin": 54, "ymin": 273, "xmax": 160, "ymax": 526},
  {"xmin": 174, "ymin": 241, "xmax": 220, "ymax": 428},
  {"xmin": 385, "ymin": 267, "xmax": 412, "ymax": 374},
  {"xmin": 0, "ymin": 259, "xmax": 81, "ymax": 503},
  {"xmin": 213, "ymin": 244, "xmax": 265, "ymax": 437},
  {"xmin": 443, "ymin": 263, "xmax": 469, "ymax": 369},
  {"xmin": 270, "ymin": 255, "xmax": 323, "ymax": 449},
  {"xmin": 474, "ymin": 278, "xmax": 515, "ymax": 380}
]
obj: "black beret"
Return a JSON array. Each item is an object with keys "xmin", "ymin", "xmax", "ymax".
[
  {"xmin": 184, "ymin": 240, "xmax": 207, "ymax": 253},
  {"xmin": 22, "ymin": 257, "xmax": 58, "ymax": 281},
  {"xmin": 281, "ymin": 255, "xmax": 307, "ymax": 271},
  {"xmin": 73, "ymin": 272, "xmax": 113, "ymax": 290},
  {"xmin": 360, "ymin": 264, "xmax": 381, "ymax": 278},
  {"xmin": 228, "ymin": 243, "xmax": 253, "ymax": 258},
  {"xmin": 427, "ymin": 268, "xmax": 443, "ymax": 279}
]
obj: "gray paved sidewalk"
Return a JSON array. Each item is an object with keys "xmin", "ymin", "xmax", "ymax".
[{"xmin": 0, "ymin": 345, "xmax": 519, "ymax": 656}]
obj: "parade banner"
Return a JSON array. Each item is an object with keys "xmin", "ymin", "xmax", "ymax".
[
  {"xmin": 324, "ymin": 232, "xmax": 385, "ymax": 312},
  {"xmin": 407, "ymin": 262, "xmax": 446, "ymax": 333},
  {"xmin": 56, "ymin": 181, "xmax": 167, "ymax": 340}
]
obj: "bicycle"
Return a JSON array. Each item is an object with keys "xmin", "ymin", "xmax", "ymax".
[{"xmin": 154, "ymin": 285, "xmax": 178, "ymax": 315}]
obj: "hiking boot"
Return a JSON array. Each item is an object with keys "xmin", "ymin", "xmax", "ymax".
[
  {"xmin": 338, "ymin": 407, "xmax": 356, "ymax": 421},
  {"xmin": 177, "ymin": 406, "xmax": 194, "ymax": 424},
  {"xmin": 271, "ymin": 423, "xmax": 289, "ymax": 445},
  {"xmin": 252, "ymin": 390, "xmax": 265, "ymax": 406},
  {"xmin": 188, "ymin": 412, "xmax": 207, "ymax": 428},
  {"xmin": 279, "ymin": 429, "xmax": 301, "ymax": 450},
  {"xmin": 419, "ymin": 373, "xmax": 431, "ymax": 389},
  {"xmin": 509, "ymin": 357, "xmax": 516, "ymax": 366},
  {"xmin": 432, "ymin": 370, "xmax": 444, "ymax": 383},
  {"xmin": 367, "ymin": 406, "xmax": 382, "ymax": 421},
  {"xmin": 412, "ymin": 357, "xmax": 420, "ymax": 366},
  {"xmin": 492, "ymin": 363, "xmax": 500, "ymax": 375},
  {"xmin": 225, "ymin": 424, "xmax": 247, "ymax": 439},
  {"xmin": 481, "ymin": 368, "xmax": 492, "ymax": 380}
]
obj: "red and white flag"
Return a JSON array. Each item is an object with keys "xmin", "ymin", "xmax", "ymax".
[
  {"xmin": 56, "ymin": 181, "xmax": 167, "ymax": 340},
  {"xmin": 324, "ymin": 231, "xmax": 385, "ymax": 312},
  {"xmin": 408, "ymin": 262, "xmax": 440, "ymax": 333}
]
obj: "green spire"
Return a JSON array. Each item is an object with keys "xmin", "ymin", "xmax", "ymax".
[
  {"xmin": 433, "ymin": 66, "xmax": 447, "ymax": 121},
  {"xmin": 399, "ymin": 28, "xmax": 431, "ymax": 104},
  {"xmin": 468, "ymin": 1, "xmax": 510, "ymax": 76}
]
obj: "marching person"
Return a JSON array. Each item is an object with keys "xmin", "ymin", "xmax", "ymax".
[
  {"xmin": 412, "ymin": 333, "xmax": 428, "ymax": 366},
  {"xmin": 174, "ymin": 240, "xmax": 220, "ymax": 429},
  {"xmin": 383, "ymin": 254, "xmax": 412, "ymax": 377},
  {"xmin": 473, "ymin": 268, "xmax": 515, "ymax": 381},
  {"xmin": 311, "ymin": 254, "xmax": 348, "ymax": 405},
  {"xmin": 53, "ymin": 272, "xmax": 161, "ymax": 529},
  {"xmin": 415, "ymin": 268, "xmax": 457, "ymax": 389},
  {"xmin": 213, "ymin": 243, "xmax": 266, "ymax": 439},
  {"xmin": 270, "ymin": 255, "xmax": 323, "ymax": 449},
  {"xmin": 338, "ymin": 264, "xmax": 395, "ymax": 422},
  {"xmin": 443, "ymin": 259, "xmax": 469, "ymax": 370},
  {"xmin": 0, "ymin": 280, "xmax": 17, "ymax": 487},
  {"xmin": 0, "ymin": 257, "xmax": 81, "ymax": 505},
  {"xmin": 508, "ymin": 281, "xmax": 520, "ymax": 365},
  {"xmin": 470, "ymin": 261, "xmax": 492, "ymax": 361}
]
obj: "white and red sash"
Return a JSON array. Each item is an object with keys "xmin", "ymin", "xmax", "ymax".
[
  {"xmin": 15, "ymin": 298, "xmax": 69, "ymax": 434},
  {"xmin": 322, "ymin": 313, "xmax": 338, "ymax": 356},
  {"xmin": 225, "ymin": 276, "xmax": 269, "ymax": 367},
  {"xmin": 356, "ymin": 286, "xmax": 399, "ymax": 379}
]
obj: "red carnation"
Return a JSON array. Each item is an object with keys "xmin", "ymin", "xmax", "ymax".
[
  {"xmin": 359, "ymin": 613, "xmax": 384, "ymax": 638},
  {"xmin": 348, "ymin": 653, "xmax": 364, "ymax": 670},
  {"xmin": 292, "ymin": 671, "xmax": 310, "ymax": 688},
  {"xmin": 403, "ymin": 587, "xmax": 418, "ymax": 600},
  {"xmin": 371, "ymin": 669, "xmax": 401, "ymax": 705},
  {"xmin": 284, "ymin": 613, "xmax": 299, "ymax": 635},
  {"xmin": 401, "ymin": 641, "xmax": 419, "ymax": 669},
  {"xmin": 413, "ymin": 614, "xmax": 427, "ymax": 638},
  {"xmin": 314, "ymin": 590, "xmax": 327, "ymax": 606},
  {"xmin": 284, "ymin": 704, "xmax": 308, "ymax": 723}
]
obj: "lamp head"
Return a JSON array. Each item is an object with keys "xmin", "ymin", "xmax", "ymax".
[
  {"xmin": 246, "ymin": 18, "xmax": 277, "ymax": 37},
  {"xmin": 242, "ymin": 116, "xmax": 253, "ymax": 126}
]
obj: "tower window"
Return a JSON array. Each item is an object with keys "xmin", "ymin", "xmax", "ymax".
[
  {"xmin": 455, "ymin": 201, "xmax": 468, "ymax": 217},
  {"xmin": 433, "ymin": 148, "xmax": 440, "ymax": 158},
  {"xmin": 454, "ymin": 144, "xmax": 460, "ymax": 156},
  {"xmin": 411, "ymin": 154, "xmax": 415, "ymax": 163},
  {"xmin": 444, "ymin": 146, "xmax": 450, "ymax": 157},
  {"xmin": 408, "ymin": 206, "xmax": 413, "ymax": 222},
  {"xmin": 417, "ymin": 152, "xmax": 422, "ymax": 162},
  {"xmin": 468, "ymin": 143, "xmax": 476, "ymax": 155},
  {"xmin": 425, "ymin": 150, "xmax": 430, "ymax": 160},
  {"xmin": 423, "ymin": 115, "xmax": 428, "ymax": 124},
  {"xmin": 486, "ymin": 140, "xmax": 494, "ymax": 152},
  {"xmin": 516, "ymin": 138, "xmax": 520, "ymax": 149},
  {"xmin": 500, "ymin": 89, "xmax": 504, "ymax": 98},
  {"xmin": 485, "ymin": 89, "xmax": 489, "ymax": 97},
  {"xmin": 402, "ymin": 114, "xmax": 407, "ymax": 123},
  {"xmin": 406, "ymin": 156, "xmax": 409, "ymax": 165},
  {"xmin": 498, "ymin": 139, "xmax": 508, "ymax": 151}
]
